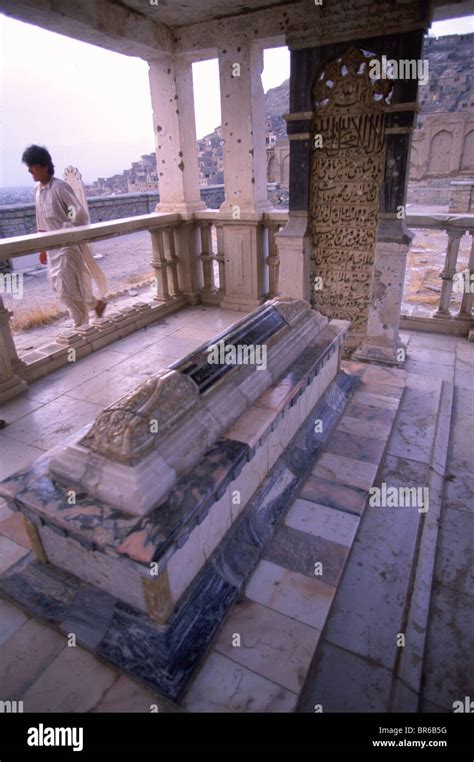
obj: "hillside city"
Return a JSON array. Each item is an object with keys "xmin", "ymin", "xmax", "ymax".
[{"xmin": 0, "ymin": 32, "xmax": 472, "ymax": 207}]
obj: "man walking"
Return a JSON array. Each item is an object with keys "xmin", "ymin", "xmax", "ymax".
[{"xmin": 22, "ymin": 145, "xmax": 107, "ymax": 327}]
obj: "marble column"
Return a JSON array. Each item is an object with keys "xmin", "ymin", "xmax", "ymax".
[
  {"xmin": 148, "ymin": 57, "xmax": 205, "ymax": 215},
  {"xmin": 275, "ymin": 48, "xmax": 312, "ymax": 303},
  {"xmin": 355, "ymin": 30, "xmax": 425, "ymax": 366},
  {"xmin": 148, "ymin": 57, "xmax": 205, "ymax": 305},
  {"xmin": 218, "ymin": 41, "xmax": 271, "ymax": 311}
]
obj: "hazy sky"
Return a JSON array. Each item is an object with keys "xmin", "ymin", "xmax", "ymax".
[{"xmin": 0, "ymin": 13, "xmax": 473, "ymax": 186}]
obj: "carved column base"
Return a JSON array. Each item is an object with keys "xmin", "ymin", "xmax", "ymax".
[
  {"xmin": 275, "ymin": 212, "xmax": 311, "ymax": 302},
  {"xmin": 354, "ymin": 236, "xmax": 411, "ymax": 367},
  {"xmin": 219, "ymin": 220, "xmax": 267, "ymax": 312},
  {"xmin": 0, "ymin": 373, "xmax": 28, "ymax": 404},
  {"xmin": 354, "ymin": 337, "xmax": 406, "ymax": 367}
]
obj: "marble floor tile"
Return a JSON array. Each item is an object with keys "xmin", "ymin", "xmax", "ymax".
[
  {"xmin": 0, "ymin": 535, "xmax": 30, "ymax": 574},
  {"xmin": 357, "ymin": 381, "xmax": 404, "ymax": 399},
  {"xmin": 4, "ymin": 397, "xmax": 102, "ymax": 451},
  {"xmin": 285, "ymin": 498, "xmax": 359, "ymax": 546},
  {"xmin": 312, "ymin": 452, "xmax": 378, "ymax": 491},
  {"xmin": 408, "ymin": 348, "xmax": 455, "ymax": 367},
  {"xmin": 422, "ymin": 586, "xmax": 474, "ymax": 711},
  {"xmin": 336, "ymin": 415, "xmax": 392, "ymax": 441},
  {"xmin": 0, "ymin": 620, "xmax": 65, "ymax": 699},
  {"xmin": 0, "ymin": 434, "xmax": 45, "ymax": 479},
  {"xmin": 0, "ymin": 499, "xmax": 11, "ymax": 520},
  {"xmin": 0, "ymin": 513, "xmax": 32, "ymax": 549},
  {"xmin": 351, "ymin": 391, "xmax": 399, "ymax": 410},
  {"xmin": 264, "ymin": 524, "xmax": 348, "ymax": 587},
  {"xmin": 454, "ymin": 366, "xmax": 474, "ymax": 391},
  {"xmin": 92, "ymin": 675, "xmax": 182, "ymax": 713},
  {"xmin": 404, "ymin": 359, "xmax": 454, "ymax": 383},
  {"xmin": 362, "ymin": 365, "xmax": 406, "ymax": 387},
  {"xmin": 111, "ymin": 351, "xmax": 171, "ymax": 377},
  {"xmin": 297, "ymin": 639, "xmax": 393, "ymax": 712},
  {"xmin": 245, "ymin": 559, "xmax": 334, "ymax": 630},
  {"xmin": 386, "ymin": 386, "xmax": 440, "ymax": 465},
  {"xmin": 454, "ymin": 385, "xmax": 474, "ymax": 415},
  {"xmin": 152, "ymin": 335, "xmax": 204, "ymax": 356},
  {"xmin": 104, "ymin": 331, "xmax": 160, "ymax": 356},
  {"xmin": 182, "ymin": 650, "xmax": 298, "ymax": 712},
  {"xmin": 444, "ymin": 467, "xmax": 473, "ymax": 516},
  {"xmin": 433, "ymin": 507, "xmax": 474, "ymax": 598},
  {"xmin": 344, "ymin": 401, "xmax": 396, "ymax": 424},
  {"xmin": 408, "ymin": 332, "xmax": 458, "ymax": 351},
  {"xmin": 25, "ymin": 350, "xmax": 128, "ymax": 403},
  {"xmin": 299, "ymin": 476, "xmax": 367, "ymax": 516},
  {"xmin": 324, "ymin": 430, "xmax": 385, "ymax": 464},
  {"xmin": 0, "ymin": 599, "xmax": 28, "ymax": 647},
  {"xmin": 21, "ymin": 644, "xmax": 118, "ymax": 712},
  {"xmin": 213, "ymin": 598, "xmax": 319, "ymax": 693},
  {"xmin": 171, "ymin": 326, "xmax": 222, "ymax": 343},
  {"xmin": 65, "ymin": 370, "xmax": 144, "ymax": 406},
  {"xmin": 0, "ymin": 395, "xmax": 44, "ymax": 425},
  {"xmin": 455, "ymin": 341, "xmax": 474, "ymax": 365}
]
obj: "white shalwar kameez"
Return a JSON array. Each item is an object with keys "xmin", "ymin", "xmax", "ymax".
[{"xmin": 35, "ymin": 177, "xmax": 107, "ymax": 327}]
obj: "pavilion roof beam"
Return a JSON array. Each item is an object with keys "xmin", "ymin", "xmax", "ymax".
[
  {"xmin": 175, "ymin": 1, "xmax": 305, "ymax": 58},
  {"xmin": 0, "ymin": 0, "xmax": 175, "ymax": 59}
]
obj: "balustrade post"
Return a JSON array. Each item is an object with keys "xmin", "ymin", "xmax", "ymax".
[
  {"xmin": 0, "ymin": 296, "xmax": 28, "ymax": 402},
  {"xmin": 433, "ymin": 227, "xmax": 465, "ymax": 318},
  {"xmin": 215, "ymin": 222, "xmax": 226, "ymax": 297},
  {"xmin": 266, "ymin": 222, "xmax": 281, "ymax": 298},
  {"xmin": 166, "ymin": 226, "xmax": 181, "ymax": 298},
  {"xmin": 150, "ymin": 229, "xmax": 171, "ymax": 302},
  {"xmin": 457, "ymin": 233, "xmax": 474, "ymax": 319},
  {"xmin": 199, "ymin": 223, "xmax": 215, "ymax": 294}
]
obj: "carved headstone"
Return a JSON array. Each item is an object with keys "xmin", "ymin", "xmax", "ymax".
[{"xmin": 310, "ymin": 47, "xmax": 392, "ymax": 350}]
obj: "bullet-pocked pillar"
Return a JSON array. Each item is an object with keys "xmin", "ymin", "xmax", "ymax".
[
  {"xmin": 148, "ymin": 57, "xmax": 205, "ymax": 214},
  {"xmin": 217, "ymin": 41, "xmax": 270, "ymax": 311},
  {"xmin": 218, "ymin": 42, "xmax": 271, "ymax": 214}
]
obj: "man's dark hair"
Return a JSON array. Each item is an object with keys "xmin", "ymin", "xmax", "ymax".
[{"xmin": 21, "ymin": 145, "xmax": 55, "ymax": 175}]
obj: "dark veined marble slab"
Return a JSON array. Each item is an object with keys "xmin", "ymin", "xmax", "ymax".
[
  {"xmin": 0, "ymin": 370, "xmax": 360, "ymax": 702},
  {"xmin": 172, "ymin": 304, "xmax": 286, "ymax": 393}
]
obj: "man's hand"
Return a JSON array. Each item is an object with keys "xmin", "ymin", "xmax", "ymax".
[{"xmin": 39, "ymin": 251, "xmax": 47, "ymax": 265}]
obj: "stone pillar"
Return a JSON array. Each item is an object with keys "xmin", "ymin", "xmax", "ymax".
[
  {"xmin": 354, "ymin": 29, "xmax": 425, "ymax": 365},
  {"xmin": 218, "ymin": 42, "xmax": 270, "ymax": 215},
  {"xmin": 0, "ymin": 297, "xmax": 27, "ymax": 403},
  {"xmin": 275, "ymin": 48, "xmax": 312, "ymax": 302},
  {"xmin": 148, "ymin": 57, "xmax": 205, "ymax": 215},
  {"xmin": 217, "ymin": 41, "xmax": 271, "ymax": 311}
]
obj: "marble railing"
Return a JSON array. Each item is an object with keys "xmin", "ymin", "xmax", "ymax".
[
  {"xmin": 0, "ymin": 209, "xmax": 286, "ymax": 401},
  {"xmin": 0, "ymin": 212, "xmax": 207, "ymax": 401},
  {"xmin": 263, "ymin": 210, "xmax": 474, "ymax": 334},
  {"xmin": 193, "ymin": 209, "xmax": 288, "ymax": 303},
  {"xmin": 403, "ymin": 213, "xmax": 474, "ymax": 328}
]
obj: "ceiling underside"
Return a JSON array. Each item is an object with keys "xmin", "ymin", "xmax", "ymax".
[{"xmin": 123, "ymin": 0, "xmax": 298, "ymax": 29}]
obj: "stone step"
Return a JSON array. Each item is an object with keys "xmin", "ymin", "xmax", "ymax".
[
  {"xmin": 296, "ymin": 373, "xmax": 454, "ymax": 713},
  {"xmin": 180, "ymin": 362, "xmax": 407, "ymax": 710}
]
